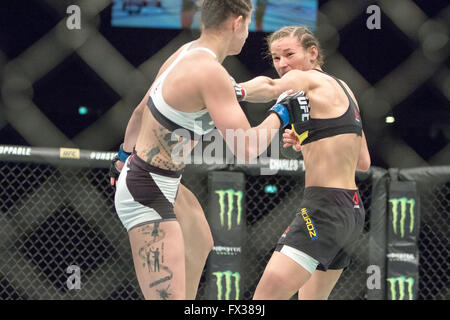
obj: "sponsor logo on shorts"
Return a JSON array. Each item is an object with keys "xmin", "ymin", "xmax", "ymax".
[
  {"xmin": 300, "ymin": 208, "xmax": 318, "ymax": 240},
  {"xmin": 353, "ymin": 192, "xmax": 360, "ymax": 209},
  {"xmin": 280, "ymin": 226, "xmax": 290, "ymax": 239}
]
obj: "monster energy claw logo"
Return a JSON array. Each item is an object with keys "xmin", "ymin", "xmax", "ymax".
[
  {"xmin": 212, "ymin": 270, "xmax": 240, "ymax": 300},
  {"xmin": 387, "ymin": 276, "xmax": 414, "ymax": 300},
  {"xmin": 389, "ymin": 197, "xmax": 415, "ymax": 238},
  {"xmin": 215, "ymin": 189, "xmax": 243, "ymax": 230}
]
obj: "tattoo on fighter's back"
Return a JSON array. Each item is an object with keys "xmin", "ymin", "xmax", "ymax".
[
  {"xmin": 147, "ymin": 147, "xmax": 160, "ymax": 163},
  {"xmin": 146, "ymin": 129, "xmax": 185, "ymax": 171},
  {"xmin": 154, "ymin": 128, "xmax": 174, "ymax": 157},
  {"xmin": 163, "ymin": 132, "xmax": 178, "ymax": 147}
]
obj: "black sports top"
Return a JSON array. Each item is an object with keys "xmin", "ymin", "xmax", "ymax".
[{"xmin": 292, "ymin": 69, "xmax": 363, "ymax": 145}]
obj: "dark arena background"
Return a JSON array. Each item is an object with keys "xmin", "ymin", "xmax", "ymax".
[{"xmin": 0, "ymin": 0, "xmax": 449, "ymax": 301}]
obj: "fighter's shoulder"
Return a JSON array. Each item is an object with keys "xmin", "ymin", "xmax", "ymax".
[
  {"xmin": 188, "ymin": 51, "xmax": 222, "ymax": 69},
  {"xmin": 188, "ymin": 56, "xmax": 229, "ymax": 84},
  {"xmin": 339, "ymin": 80, "xmax": 359, "ymax": 106},
  {"xmin": 278, "ymin": 69, "xmax": 315, "ymax": 92},
  {"xmin": 281, "ymin": 69, "xmax": 316, "ymax": 84},
  {"xmin": 283, "ymin": 69, "xmax": 312, "ymax": 77},
  {"xmin": 324, "ymin": 74, "xmax": 359, "ymax": 107}
]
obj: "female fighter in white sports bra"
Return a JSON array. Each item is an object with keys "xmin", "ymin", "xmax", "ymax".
[{"xmin": 110, "ymin": 0, "xmax": 304, "ymax": 300}]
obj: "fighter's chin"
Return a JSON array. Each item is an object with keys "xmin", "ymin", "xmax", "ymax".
[
  {"xmin": 229, "ymin": 48, "xmax": 242, "ymax": 56},
  {"xmin": 229, "ymin": 43, "xmax": 245, "ymax": 56}
]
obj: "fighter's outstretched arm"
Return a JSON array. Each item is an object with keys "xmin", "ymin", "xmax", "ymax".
[
  {"xmin": 240, "ymin": 70, "xmax": 310, "ymax": 103},
  {"xmin": 200, "ymin": 60, "xmax": 282, "ymax": 162}
]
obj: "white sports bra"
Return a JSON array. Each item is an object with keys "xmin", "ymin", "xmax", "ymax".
[{"xmin": 147, "ymin": 42, "xmax": 217, "ymax": 139}]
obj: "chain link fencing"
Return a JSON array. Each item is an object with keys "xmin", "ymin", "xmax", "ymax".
[
  {"xmin": 0, "ymin": 148, "xmax": 448, "ymax": 300},
  {"xmin": 1, "ymin": 0, "xmax": 449, "ymax": 169},
  {"xmin": 418, "ymin": 180, "xmax": 449, "ymax": 300},
  {"xmin": 396, "ymin": 168, "xmax": 450, "ymax": 300},
  {"xmin": 182, "ymin": 168, "xmax": 373, "ymax": 300}
]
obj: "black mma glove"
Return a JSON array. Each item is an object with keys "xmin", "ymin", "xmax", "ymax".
[
  {"xmin": 109, "ymin": 144, "xmax": 131, "ymax": 188},
  {"xmin": 230, "ymin": 76, "xmax": 247, "ymax": 102},
  {"xmin": 269, "ymin": 90, "xmax": 309, "ymax": 127},
  {"xmin": 109, "ymin": 155, "xmax": 122, "ymax": 188}
]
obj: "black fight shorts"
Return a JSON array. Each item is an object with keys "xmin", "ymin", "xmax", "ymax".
[
  {"xmin": 276, "ymin": 186, "xmax": 365, "ymax": 271},
  {"xmin": 114, "ymin": 152, "xmax": 182, "ymax": 231}
]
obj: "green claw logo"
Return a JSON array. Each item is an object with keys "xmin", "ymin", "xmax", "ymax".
[
  {"xmin": 212, "ymin": 270, "xmax": 241, "ymax": 300},
  {"xmin": 215, "ymin": 189, "xmax": 243, "ymax": 230},
  {"xmin": 387, "ymin": 276, "xmax": 414, "ymax": 300},
  {"xmin": 389, "ymin": 197, "xmax": 415, "ymax": 238}
]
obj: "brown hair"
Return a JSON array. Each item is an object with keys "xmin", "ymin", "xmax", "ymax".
[
  {"xmin": 201, "ymin": 0, "xmax": 253, "ymax": 29},
  {"xmin": 266, "ymin": 26, "xmax": 324, "ymax": 66}
]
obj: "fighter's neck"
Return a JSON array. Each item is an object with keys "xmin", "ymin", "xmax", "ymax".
[{"xmin": 194, "ymin": 34, "xmax": 230, "ymax": 63}]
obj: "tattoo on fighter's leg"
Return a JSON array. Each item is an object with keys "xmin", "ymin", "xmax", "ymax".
[
  {"xmin": 135, "ymin": 223, "xmax": 174, "ymax": 290},
  {"xmin": 138, "ymin": 223, "xmax": 166, "ymax": 273},
  {"xmin": 150, "ymin": 247, "xmax": 160, "ymax": 272},
  {"xmin": 148, "ymin": 241, "xmax": 172, "ymax": 289},
  {"xmin": 157, "ymin": 284, "xmax": 172, "ymax": 300},
  {"xmin": 149, "ymin": 265, "xmax": 173, "ymax": 288},
  {"xmin": 146, "ymin": 250, "xmax": 151, "ymax": 272},
  {"xmin": 139, "ymin": 224, "xmax": 151, "ymax": 234},
  {"xmin": 152, "ymin": 222, "xmax": 160, "ymax": 240}
]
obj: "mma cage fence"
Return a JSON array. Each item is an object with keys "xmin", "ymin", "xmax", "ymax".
[{"xmin": 0, "ymin": 145, "xmax": 448, "ymax": 300}]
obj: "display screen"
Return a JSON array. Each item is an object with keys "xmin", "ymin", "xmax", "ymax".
[{"xmin": 111, "ymin": 0, "xmax": 317, "ymax": 31}]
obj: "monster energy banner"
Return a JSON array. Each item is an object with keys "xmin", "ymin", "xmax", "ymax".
[
  {"xmin": 386, "ymin": 181, "xmax": 420, "ymax": 300},
  {"xmin": 205, "ymin": 171, "xmax": 246, "ymax": 300}
]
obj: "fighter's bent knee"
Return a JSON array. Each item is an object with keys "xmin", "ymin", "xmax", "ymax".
[{"xmin": 259, "ymin": 268, "xmax": 297, "ymax": 293}]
